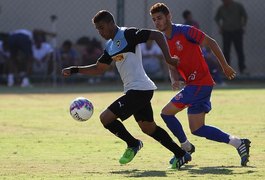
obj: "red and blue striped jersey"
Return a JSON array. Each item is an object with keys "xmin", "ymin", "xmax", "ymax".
[{"xmin": 166, "ymin": 24, "xmax": 214, "ymax": 86}]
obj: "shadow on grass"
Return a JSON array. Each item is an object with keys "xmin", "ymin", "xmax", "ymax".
[
  {"xmin": 86, "ymin": 165, "xmax": 257, "ymax": 178},
  {"xmin": 110, "ymin": 169, "xmax": 168, "ymax": 177},
  {"xmin": 187, "ymin": 165, "xmax": 257, "ymax": 175},
  {"xmin": 110, "ymin": 166, "xmax": 257, "ymax": 177}
]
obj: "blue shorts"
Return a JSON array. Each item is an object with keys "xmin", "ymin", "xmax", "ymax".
[{"xmin": 171, "ymin": 85, "xmax": 213, "ymax": 114}]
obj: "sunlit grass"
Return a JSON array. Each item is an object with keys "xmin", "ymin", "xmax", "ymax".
[{"xmin": 0, "ymin": 85, "xmax": 264, "ymax": 179}]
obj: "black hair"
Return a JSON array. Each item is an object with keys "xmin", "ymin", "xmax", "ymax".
[
  {"xmin": 182, "ymin": 10, "xmax": 191, "ymax": 20},
  {"xmin": 92, "ymin": 10, "xmax": 115, "ymax": 24},
  {"xmin": 63, "ymin": 40, "xmax": 72, "ymax": 48}
]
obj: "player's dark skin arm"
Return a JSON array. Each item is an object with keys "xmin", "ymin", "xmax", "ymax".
[
  {"xmin": 61, "ymin": 62, "xmax": 109, "ymax": 77},
  {"xmin": 148, "ymin": 30, "xmax": 179, "ymax": 66}
]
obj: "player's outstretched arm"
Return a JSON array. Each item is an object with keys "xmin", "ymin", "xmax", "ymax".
[
  {"xmin": 62, "ymin": 62, "xmax": 109, "ymax": 77},
  {"xmin": 148, "ymin": 30, "xmax": 179, "ymax": 66},
  {"xmin": 202, "ymin": 35, "xmax": 236, "ymax": 80}
]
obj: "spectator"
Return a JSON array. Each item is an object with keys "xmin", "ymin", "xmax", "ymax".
[
  {"xmin": 32, "ymin": 35, "xmax": 53, "ymax": 76},
  {"xmin": 141, "ymin": 40, "xmax": 168, "ymax": 80},
  {"xmin": 76, "ymin": 36, "xmax": 91, "ymax": 66},
  {"xmin": 0, "ymin": 34, "xmax": 10, "ymax": 84},
  {"xmin": 182, "ymin": 10, "xmax": 200, "ymax": 29},
  {"xmin": 215, "ymin": 0, "xmax": 248, "ymax": 75},
  {"xmin": 76, "ymin": 36, "xmax": 103, "ymax": 84},
  {"xmin": 58, "ymin": 40, "xmax": 79, "ymax": 69},
  {"xmin": 7, "ymin": 29, "xmax": 56, "ymax": 87}
]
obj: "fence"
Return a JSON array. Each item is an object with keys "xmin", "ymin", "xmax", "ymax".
[{"xmin": 0, "ymin": 0, "xmax": 264, "ymax": 86}]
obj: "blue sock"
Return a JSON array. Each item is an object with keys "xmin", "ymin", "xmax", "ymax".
[
  {"xmin": 160, "ymin": 114, "xmax": 187, "ymax": 143},
  {"xmin": 192, "ymin": 125, "xmax": 230, "ymax": 143}
]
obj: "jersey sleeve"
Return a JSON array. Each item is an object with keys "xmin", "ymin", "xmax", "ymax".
[
  {"xmin": 180, "ymin": 25, "xmax": 205, "ymax": 45},
  {"xmin": 97, "ymin": 50, "xmax": 112, "ymax": 65},
  {"xmin": 124, "ymin": 28, "xmax": 151, "ymax": 46}
]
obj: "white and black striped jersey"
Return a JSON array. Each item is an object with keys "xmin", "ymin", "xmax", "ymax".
[{"xmin": 98, "ymin": 27, "xmax": 157, "ymax": 93}]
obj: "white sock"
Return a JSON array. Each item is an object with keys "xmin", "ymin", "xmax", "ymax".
[
  {"xmin": 229, "ymin": 135, "xmax": 242, "ymax": 148},
  {"xmin": 181, "ymin": 139, "xmax": 192, "ymax": 151}
]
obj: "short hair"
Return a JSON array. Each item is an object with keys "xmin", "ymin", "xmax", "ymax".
[
  {"xmin": 92, "ymin": 10, "xmax": 115, "ymax": 24},
  {"xmin": 182, "ymin": 10, "xmax": 191, "ymax": 20},
  {"xmin": 63, "ymin": 40, "xmax": 72, "ymax": 48},
  {"xmin": 150, "ymin": 3, "xmax": 170, "ymax": 15}
]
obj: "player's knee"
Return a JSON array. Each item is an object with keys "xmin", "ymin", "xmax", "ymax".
[
  {"xmin": 99, "ymin": 112, "xmax": 107, "ymax": 125},
  {"xmin": 161, "ymin": 106, "xmax": 179, "ymax": 115},
  {"xmin": 140, "ymin": 124, "xmax": 156, "ymax": 135},
  {"xmin": 99, "ymin": 111, "xmax": 113, "ymax": 126},
  {"xmin": 161, "ymin": 107, "xmax": 169, "ymax": 115}
]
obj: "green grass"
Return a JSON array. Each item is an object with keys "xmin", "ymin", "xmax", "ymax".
[{"xmin": 0, "ymin": 84, "xmax": 265, "ymax": 179}]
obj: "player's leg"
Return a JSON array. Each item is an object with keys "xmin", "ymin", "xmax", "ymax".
[
  {"xmin": 188, "ymin": 86, "xmax": 251, "ymax": 166},
  {"xmin": 187, "ymin": 86, "xmax": 230, "ymax": 143},
  {"xmin": 100, "ymin": 93, "xmax": 141, "ymax": 164},
  {"xmin": 136, "ymin": 106, "xmax": 186, "ymax": 158},
  {"xmin": 189, "ymin": 113, "xmax": 251, "ymax": 166},
  {"xmin": 137, "ymin": 120, "xmax": 191, "ymax": 169},
  {"xmin": 189, "ymin": 112, "xmax": 231, "ymax": 143},
  {"xmin": 161, "ymin": 103, "xmax": 194, "ymax": 153},
  {"xmin": 161, "ymin": 88, "xmax": 195, "ymax": 153},
  {"xmin": 104, "ymin": 90, "xmax": 165, "ymax": 164},
  {"xmin": 100, "ymin": 108, "xmax": 139, "ymax": 147},
  {"xmin": 134, "ymin": 94, "xmax": 191, "ymax": 170},
  {"xmin": 100, "ymin": 108, "xmax": 142, "ymax": 165}
]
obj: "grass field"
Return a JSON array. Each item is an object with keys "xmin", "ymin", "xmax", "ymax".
[{"xmin": 0, "ymin": 84, "xmax": 265, "ymax": 179}]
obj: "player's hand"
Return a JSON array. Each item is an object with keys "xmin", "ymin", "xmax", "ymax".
[
  {"xmin": 171, "ymin": 81, "xmax": 185, "ymax": 91},
  {"xmin": 223, "ymin": 65, "xmax": 236, "ymax": 80},
  {"xmin": 62, "ymin": 67, "xmax": 72, "ymax": 77},
  {"xmin": 166, "ymin": 56, "xmax": 180, "ymax": 66}
]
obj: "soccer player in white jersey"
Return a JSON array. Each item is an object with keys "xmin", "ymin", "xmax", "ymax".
[{"xmin": 62, "ymin": 10, "xmax": 191, "ymax": 169}]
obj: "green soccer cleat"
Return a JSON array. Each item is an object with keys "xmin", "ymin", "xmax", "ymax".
[
  {"xmin": 119, "ymin": 140, "xmax": 143, "ymax": 164},
  {"xmin": 237, "ymin": 139, "xmax": 251, "ymax": 166},
  {"xmin": 171, "ymin": 152, "xmax": 192, "ymax": 170}
]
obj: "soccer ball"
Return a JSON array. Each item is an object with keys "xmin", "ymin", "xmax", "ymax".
[{"xmin": 70, "ymin": 97, "xmax": 94, "ymax": 121}]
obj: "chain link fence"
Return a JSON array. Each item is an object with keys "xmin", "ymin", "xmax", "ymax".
[{"xmin": 0, "ymin": 0, "xmax": 264, "ymax": 86}]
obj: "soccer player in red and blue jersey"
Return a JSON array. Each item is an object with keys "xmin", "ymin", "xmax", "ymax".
[{"xmin": 150, "ymin": 3, "xmax": 251, "ymax": 167}]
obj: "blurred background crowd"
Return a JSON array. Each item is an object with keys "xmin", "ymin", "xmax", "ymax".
[{"xmin": 0, "ymin": 0, "xmax": 264, "ymax": 87}]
